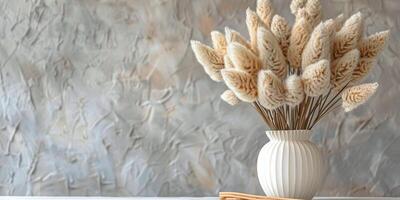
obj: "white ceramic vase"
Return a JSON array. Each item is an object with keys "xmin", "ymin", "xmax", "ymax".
[{"xmin": 257, "ymin": 130, "xmax": 326, "ymax": 200}]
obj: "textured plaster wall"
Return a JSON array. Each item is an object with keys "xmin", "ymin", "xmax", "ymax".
[{"xmin": 0, "ymin": 0, "xmax": 399, "ymax": 197}]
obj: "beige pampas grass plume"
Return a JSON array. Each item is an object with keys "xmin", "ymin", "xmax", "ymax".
[
  {"xmin": 246, "ymin": 8, "xmax": 260, "ymax": 53},
  {"xmin": 211, "ymin": 31, "xmax": 227, "ymax": 55},
  {"xmin": 324, "ymin": 19, "xmax": 335, "ymax": 35},
  {"xmin": 257, "ymin": 27, "xmax": 288, "ymax": 79},
  {"xmin": 305, "ymin": 0, "xmax": 322, "ymax": 27},
  {"xmin": 271, "ymin": 15, "xmax": 291, "ymax": 57},
  {"xmin": 287, "ymin": 10, "xmax": 313, "ymax": 69},
  {"xmin": 221, "ymin": 69, "xmax": 257, "ymax": 102},
  {"xmin": 332, "ymin": 12, "xmax": 363, "ymax": 60},
  {"xmin": 290, "ymin": 0, "xmax": 307, "ymax": 15},
  {"xmin": 258, "ymin": 70, "xmax": 285, "ymax": 109},
  {"xmin": 257, "ymin": 0, "xmax": 273, "ymax": 28},
  {"xmin": 228, "ymin": 42, "xmax": 261, "ymax": 76},
  {"xmin": 359, "ymin": 30, "xmax": 390, "ymax": 58},
  {"xmin": 191, "ymin": 40, "xmax": 224, "ymax": 82},
  {"xmin": 334, "ymin": 14, "xmax": 345, "ymax": 31},
  {"xmin": 342, "ymin": 82, "xmax": 378, "ymax": 112},
  {"xmin": 324, "ymin": 14, "xmax": 343, "ymax": 36},
  {"xmin": 224, "ymin": 55, "xmax": 234, "ymax": 69},
  {"xmin": 302, "ymin": 59, "xmax": 331, "ymax": 97},
  {"xmin": 302, "ymin": 23, "xmax": 330, "ymax": 69},
  {"xmin": 221, "ymin": 90, "xmax": 240, "ymax": 106},
  {"xmin": 351, "ymin": 57, "xmax": 376, "ymax": 82},
  {"xmin": 285, "ymin": 75, "xmax": 305, "ymax": 107},
  {"xmin": 225, "ymin": 27, "xmax": 252, "ymax": 51},
  {"xmin": 331, "ymin": 49, "xmax": 360, "ymax": 89}
]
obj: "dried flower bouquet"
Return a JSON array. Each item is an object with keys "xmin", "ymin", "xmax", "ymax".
[{"xmin": 191, "ymin": 0, "xmax": 389, "ymax": 130}]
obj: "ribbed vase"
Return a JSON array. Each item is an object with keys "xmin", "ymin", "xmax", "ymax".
[{"xmin": 257, "ymin": 130, "xmax": 326, "ymax": 200}]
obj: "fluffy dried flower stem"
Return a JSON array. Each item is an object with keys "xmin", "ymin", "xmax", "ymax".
[
  {"xmin": 302, "ymin": 23, "xmax": 330, "ymax": 69},
  {"xmin": 332, "ymin": 12, "xmax": 363, "ymax": 60},
  {"xmin": 246, "ymin": 8, "xmax": 260, "ymax": 53},
  {"xmin": 190, "ymin": 0, "xmax": 386, "ymax": 130},
  {"xmin": 359, "ymin": 30, "xmax": 390, "ymax": 58},
  {"xmin": 225, "ymin": 27, "xmax": 252, "ymax": 50},
  {"xmin": 221, "ymin": 69, "xmax": 258, "ymax": 102},
  {"xmin": 290, "ymin": 0, "xmax": 307, "ymax": 15},
  {"xmin": 228, "ymin": 42, "xmax": 261, "ymax": 76},
  {"xmin": 191, "ymin": 40, "xmax": 224, "ymax": 81},
  {"xmin": 257, "ymin": 0, "xmax": 274, "ymax": 28},
  {"xmin": 288, "ymin": 10, "xmax": 313, "ymax": 69},
  {"xmin": 342, "ymin": 82, "xmax": 378, "ymax": 112},
  {"xmin": 305, "ymin": 0, "xmax": 322, "ymax": 27},
  {"xmin": 257, "ymin": 27, "xmax": 288, "ymax": 79},
  {"xmin": 211, "ymin": 31, "xmax": 227, "ymax": 54},
  {"xmin": 271, "ymin": 15, "xmax": 291, "ymax": 57}
]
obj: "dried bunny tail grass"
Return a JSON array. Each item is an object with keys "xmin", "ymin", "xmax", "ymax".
[
  {"xmin": 257, "ymin": 27, "xmax": 288, "ymax": 79},
  {"xmin": 271, "ymin": 15, "xmax": 291, "ymax": 57},
  {"xmin": 351, "ymin": 57, "xmax": 376, "ymax": 83},
  {"xmin": 332, "ymin": 12, "xmax": 363, "ymax": 60},
  {"xmin": 305, "ymin": 0, "xmax": 322, "ymax": 27},
  {"xmin": 225, "ymin": 27, "xmax": 252, "ymax": 50},
  {"xmin": 258, "ymin": 70, "xmax": 285, "ymax": 110},
  {"xmin": 359, "ymin": 30, "xmax": 390, "ymax": 58},
  {"xmin": 334, "ymin": 14, "xmax": 345, "ymax": 31},
  {"xmin": 296, "ymin": 8, "xmax": 313, "ymax": 25},
  {"xmin": 290, "ymin": 0, "xmax": 307, "ymax": 15},
  {"xmin": 324, "ymin": 19, "xmax": 335, "ymax": 35},
  {"xmin": 221, "ymin": 90, "xmax": 240, "ymax": 106},
  {"xmin": 285, "ymin": 74, "xmax": 305, "ymax": 107},
  {"xmin": 228, "ymin": 42, "xmax": 261, "ymax": 76},
  {"xmin": 301, "ymin": 59, "xmax": 331, "ymax": 97},
  {"xmin": 224, "ymin": 55, "xmax": 234, "ymax": 69},
  {"xmin": 211, "ymin": 31, "xmax": 227, "ymax": 55},
  {"xmin": 302, "ymin": 23, "xmax": 330, "ymax": 69},
  {"xmin": 324, "ymin": 14, "xmax": 344, "ymax": 37},
  {"xmin": 191, "ymin": 40, "xmax": 224, "ymax": 82},
  {"xmin": 342, "ymin": 82, "xmax": 378, "ymax": 112},
  {"xmin": 221, "ymin": 69, "xmax": 257, "ymax": 102},
  {"xmin": 288, "ymin": 12, "xmax": 313, "ymax": 69},
  {"xmin": 257, "ymin": 0, "xmax": 273, "ymax": 28},
  {"xmin": 331, "ymin": 49, "xmax": 360, "ymax": 89},
  {"xmin": 246, "ymin": 8, "xmax": 260, "ymax": 53}
]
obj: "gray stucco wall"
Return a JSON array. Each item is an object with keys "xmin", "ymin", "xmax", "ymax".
[{"xmin": 0, "ymin": 0, "xmax": 398, "ymax": 197}]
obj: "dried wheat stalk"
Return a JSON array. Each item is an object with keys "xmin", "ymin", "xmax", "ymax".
[
  {"xmin": 228, "ymin": 42, "xmax": 261, "ymax": 76},
  {"xmin": 221, "ymin": 90, "xmax": 240, "ymax": 106},
  {"xmin": 331, "ymin": 49, "xmax": 360, "ymax": 89},
  {"xmin": 290, "ymin": 0, "xmax": 307, "ymax": 15},
  {"xmin": 258, "ymin": 70, "xmax": 285, "ymax": 110},
  {"xmin": 246, "ymin": 8, "xmax": 260, "ymax": 53},
  {"xmin": 351, "ymin": 57, "xmax": 376, "ymax": 82},
  {"xmin": 342, "ymin": 82, "xmax": 378, "ymax": 112},
  {"xmin": 271, "ymin": 15, "xmax": 291, "ymax": 57},
  {"xmin": 257, "ymin": 27, "xmax": 288, "ymax": 79},
  {"xmin": 302, "ymin": 23, "xmax": 330, "ymax": 69},
  {"xmin": 305, "ymin": 0, "xmax": 322, "ymax": 27},
  {"xmin": 302, "ymin": 59, "xmax": 330, "ymax": 97},
  {"xmin": 211, "ymin": 31, "xmax": 227, "ymax": 55},
  {"xmin": 332, "ymin": 12, "xmax": 363, "ymax": 60},
  {"xmin": 191, "ymin": 0, "xmax": 388, "ymax": 130},
  {"xmin": 352, "ymin": 30, "xmax": 389, "ymax": 82},
  {"xmin": 288, "ymin": 9, "xmax": 313, "ymax": 69},
  {"xmin": 225, "ymin": 27, "xmax": 252, "ymax": 50},
  {"xmin": 221, "ymin": 69, "xmax": 257, "ymax": 102},
  {"xmin": 257, "ymin": 0, "xmax": 274, "ymax": 28},
  {"xmin": 191, "ymin": 41, "xmax": 224, "ymax": 82},
  {"xmin": 285, "ymin": 75, "xmax": 305, "ymax": 107}
]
